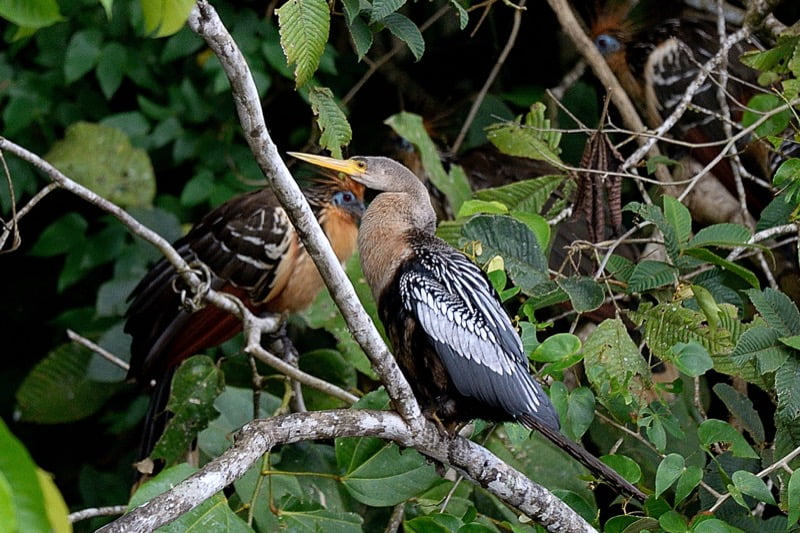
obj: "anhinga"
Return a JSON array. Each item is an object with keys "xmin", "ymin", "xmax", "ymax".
[
  {"xmin": 125, "ymin": 176, "xmax": 365, "ymax": 466},
  {"xmin": 290, "ymin": 152, "xmax": 646, "ymax": 502}
]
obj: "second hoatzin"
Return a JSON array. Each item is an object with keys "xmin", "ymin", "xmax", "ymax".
[
  {"xmin": 125, "ymin": 174, "xmax": 364, "ymax": 465},
  {"xmin": 290, "ymin": 152, "xmax": 646, "ymax": 502}
]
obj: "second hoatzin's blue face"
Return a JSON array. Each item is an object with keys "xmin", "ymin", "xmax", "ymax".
[
  {"xmin": 331, "ymin": 190, "xmax": 365, "ymax": 218},
  {"xmin": 595, "ymin": 33, "xmax": 622, "ymax": 56}
]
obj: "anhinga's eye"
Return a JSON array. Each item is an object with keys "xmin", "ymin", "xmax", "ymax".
[
  {"xmin": 355, "ymin": 160, "xmax": 367, "ymax": 171},
  {"xmin": 595, "ymin": 34, "xmax": 622, "ymax": 56}
]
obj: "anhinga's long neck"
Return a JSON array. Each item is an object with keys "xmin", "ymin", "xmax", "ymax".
[{"xmin": 356, "ymin": 161, "xmax": 436, "ymax": 301}]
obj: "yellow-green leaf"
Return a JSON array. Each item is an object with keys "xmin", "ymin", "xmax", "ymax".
[{"xmin": 140, "ymin": 0, "xmax": 195, "ymax": 38}]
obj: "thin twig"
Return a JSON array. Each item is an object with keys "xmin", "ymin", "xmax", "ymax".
[
  {"xmin": 68, "ymin": 505, "xmax": 128, "ymax": 523},
  {"xmin": 67, "ymin": 329, "xmax": 130, "ymax": 372}
]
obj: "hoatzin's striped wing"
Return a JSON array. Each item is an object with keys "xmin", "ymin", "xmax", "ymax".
[
  {"xmin": 399, "ymin": 236, "xmax": 560, "ymax": 431},
  {"xmin": 125, "ymin": 188, "xmax": 293, "ymax": 379}
]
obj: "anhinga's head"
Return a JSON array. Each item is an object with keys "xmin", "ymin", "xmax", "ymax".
[{"xmin": 289, "ymin": 153, "xmax": 423, "ymax": 194}]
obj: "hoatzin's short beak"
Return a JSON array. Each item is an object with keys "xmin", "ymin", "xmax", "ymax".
[{"xmin": 288, "ymin": 152, "xmax": 362, "ymax": 176}]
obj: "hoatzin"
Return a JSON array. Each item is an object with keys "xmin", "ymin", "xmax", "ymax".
[
  {"xmin": 290, "ymin": 152, "xmax": 646, "ymax": 502},
  {"xmin": 125, "ymin": 175, "xmax": 364, "ymax": 468},
  {"xmin": 589, "ymin": 1, "xmax": 781, "ymax": 215}
]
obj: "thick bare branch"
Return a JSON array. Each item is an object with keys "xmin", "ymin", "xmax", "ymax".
[{"xmin": 97, "ymin": 410, "xmax": 597, "ymax": 533}]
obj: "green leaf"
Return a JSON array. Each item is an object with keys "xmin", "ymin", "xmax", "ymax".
[
  {"xmin": 15, "ymin": 343, "xmax": 118, "ymax": 423},
  {"xmin": 531, "ymin": 333, "xmax": 581, "ymax": 363},
  {"xmin": 600, "ymin": 454, "xmax": 641, "ymax": 483},
  {"xmin": 0, "ymin": 420, "xmax": 49, "ymax": 533},
  {"xmin": 28, "ymin": 213, "xmax": 88, "ymax": 257},
  {"xmin": 684, "ymin": 248, "xmax": 760, "ymax": 289},
  {"xmin": 780, "ymin": 335, "xmax": 800, "ymax": 350},
  {"xmin": 674, "ymin": 465, "xmax": 702, "ymax": 505},
  {"xmin": 692, "ymin": 518, "xmax": 737, "ymax": 533},
  {"xmin": 486, "ymin": 105, "xmax": 564, "ymax": 168},
  {"xmin": 385, "ymin": 112, "xmax": 472, "ymax": 212},
  {"xmin": 557, "ymin": 276, "xmax": 604, "ymax": 313},
  {"xmin": 36, "ymin": 470, "xmax": 70, "ymax": 533},
  {"xmin": 697, "ymin": 419, "xmax": 759, "ymax": 458},
  {"xmin": 687, "ymin": 223, "xmax": 751, "ymax": 249},
  {"xmin": 457, "ymin": 199, "xmax": 509, "ymax": 217},
  {"xmin": 669, "ymin": 342, "xmax": 713, "ymax": 377},
  {"xmin": 0, "ymin": 472, "xmax": 15, "ymax": 533},
  {"xmin": 0, "ymin": 0, "xmax": 63, "ymax": 28},
  {"xmin": 773, "ymin": 158, "xmax": 800, "ymax": 195},
  {"xmin": 731, "ymin": 470, "xmax": 775, "ymax": 505},
  {"xmin": 788, "ymin": 469, "xmax": 800, "ymax": 526},
  {"xmin": 152, "ymin": 356, "xmax": 225, "ymax": 465},
  {"xmin": 277, "ymin": 0, "xmax": 330, "ymax": 88},
  {"xmin": 662, "ymin": 195, "xmax": 692, "ymax": 247},
  {"xmin": 131, "ymin": 464, "xmax": 251, "ymax": 532},
  {"xmin": 747, "ymin": 287, "xmax": 800, "ymax": 336},
  {"xmin": 627, "ymin": 260, "xmax": 677, "ymax": 293},
  {"xmin": 659, "ymin": 510, "xmax": 688, "ymax": 533},
  {"xmin": 582, "ymin": 318, "xmax": 651, "ymax": 406},
  {"xmin": 449, "ymin": 0, "xmax": 468, "ymax": 29},
  {"xmin": 65, "ymin": 29, "xmax": 102, "ymax": 83},
  {"xmin": 512, "ymin": 212, "xmax": 551, "ymax": 250},
  {"xmin": 45, "ymin": 122, "xmax": 156, "ymax": 208},
  {"xmin": 370, "ymin": 0, "xmax": 405, "ymax": 23},
  {"xmin": 382, "ymin": 13, "xmax": 424, "ymax": 61},
  {"xmin": 309, "ymin": 86, "xmax": 352, "ymax": 159},
  {"xmin": 624, "ymin": 201, "xmax": 679, "ymax": 261},
  {"xmin": 96, "ymin": 42, "xmax": 128, "ymax": 99},
  {"xmin": 655, "ymin": 454, "xmax": 684, "ymax": 498},
  {"xmin": 336, "ymin": 437, "xmax": 439, "ymax": 506},
  {"xmin": 742, "ymin": 93, "xmax": 792, "ymax": 138},
  {"xmin": 280, "ymin": 505, "xmax": 363, "ymax": 532},
  {"xmin": 565, "ymin": 386, "xmax": 595, "ymax": 439},
  {"xmin": 740, "ymin": 35, "xmax": 800, "ymax": 74},
  {"xmin": 461, "ymin": 215, "xmax": 549, "ymax": 294},
  {"xmin": 712, "ymin": 383, "xmax": 765, "ymax": 444},
  {"xmin": 140, "ymin": 0, "xmax": 195, "ymax": 38}
]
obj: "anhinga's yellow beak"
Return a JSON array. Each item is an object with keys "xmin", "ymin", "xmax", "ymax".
[{"xmin": 288, "ymin": 152, "xmax": 363, "ymax": 176}]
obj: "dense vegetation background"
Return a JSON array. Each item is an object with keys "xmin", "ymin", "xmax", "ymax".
[{"xmin": 1, "ymin": 0, "xmax": 800, "ymax": 531}]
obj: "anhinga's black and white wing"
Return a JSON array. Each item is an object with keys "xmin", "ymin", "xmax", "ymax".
[{"xmin": 400, "ymin": 243, "xmax": 560, "ymax": 431}]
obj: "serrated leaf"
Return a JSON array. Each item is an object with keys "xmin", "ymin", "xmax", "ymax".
[
  {"xmin": 582, "ymin": 318, "xmax": 651, "ymax": 405},
  {"xmin": 788, "ymin": 469, "xmax": 800, "ymax": 526},
  {"xmin": 662, "ymin": 195, "xmax": 691, "ymax": 247},
  {"xmin": 347, "ymin": 16, "xmax": 373, "ymax": 59},
  {"xmin": 627, "ymin": 260, "xmax": 677, "ymax": 293},
  {"xmin": 697, "ymin": 419, "xmax": 759, "ymax": 458},
  {"xmin": 731, "ymin": 470, "xmax": 775, "ymax": 505},
  {"xmin": 474, "ymin": 175, "xmax": 565, "ymax": 214},
  {"xmin": 336, "ymin": 437, "xmax": 439, "ymax": 506},
  {"xmin": 46, "ymin": 122, "xmax": 155, "ymax": 208},
  {"xmin": 369, "ymin": 0, "xmax": 405, "ymax": 23},
  {"xmin": 776, "ymin": 356, "xmax": 800, "ymax": 422},
  {"xmin": 747, "ymin": 287, "xmax": 800, "ymax": 336},
  {"xmin": 624, "ymin": 201, "xmax": 679, "ymax": 261},
  {"xmin": 486, "ymin": 112, "xmax": 564, "ymax": 168},
  {"xmin": 687, "ymin": 223, "xmax": 751, "ymax": 249},
  {"xmin": 740, "ymin": 36, "xmax": 800, "ymax": 74},
  {"xmin": 461, "ymin": 215, "xmax": 549, "ymax": 294},
  {"xmin": 449, "ymin": 0, "xmax": 468, "ymax": 29},
  {"xmin": 309, "ymin": 86, "xmax": 351, "ymax": 158},
  {"xmin": 655, "ymin": 453, "xmax": 684, "ymax": 498},
  {"xmin": 15, "ymin": 343, "xmax": 119, "ymax": 423},
  {"xmin": 385, "ymin": 112, "xmax": 471, "ymax": 212},
  {"xmin": 341, "ymin": 0, "xmax": 365, "ymax": 25},
  {"xmin": 140, "ymin": 0, "xmax": 195, "ymax": 38},
  {"xmin": 0, "ymin": 0, "xmax": 63, "ymax": 28},
  {"xmin": 713, "ymin": 383, "xmax": 765, "ymax": 444},
  {"xmin": 152, "ymin": 356, "xmax": 225, "ymax": 465},
  {"xmin": 731, "ymin": 325, "xmax": 790, "ymax": 374},
  {"xmin": 382, "ymin": 13, "xmax": 424, "ymax": 62},
  {"xmin": 557, "ymin": 276, "xmax": 604, "ymax": 313},
  {"xmin": 277, "ymin": 0, "xmax": 330, "ymax": 88}
]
